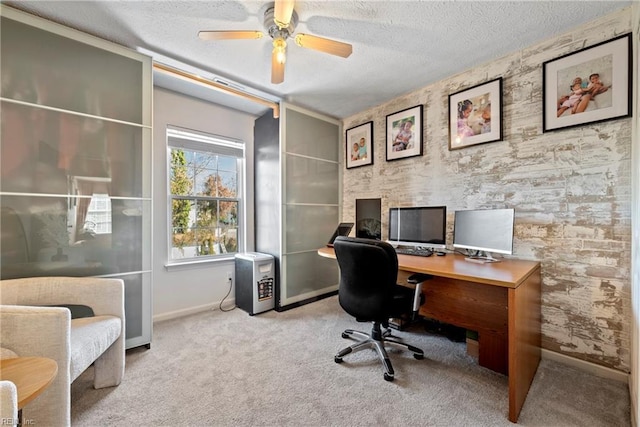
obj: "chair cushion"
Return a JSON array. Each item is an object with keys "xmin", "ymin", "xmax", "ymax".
[
  {"xmin": 69, "ymin": 315, "xmax": 121, "ymax": 381},
  {"xmin": 0, "ymin": 348, "xmax": 18, "ymax": 360}
]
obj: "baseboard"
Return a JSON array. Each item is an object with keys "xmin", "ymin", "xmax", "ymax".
[
  {"xmin": 542, "ymin": 349, "xmax": 629, "ymax": 384},
  {"xmin": 631, "ymin": 386, "xmax": 637, "ymax": 427},
  {"xmin": 153, "ymin": 298, "xmax": 236, "ymax": 323}
]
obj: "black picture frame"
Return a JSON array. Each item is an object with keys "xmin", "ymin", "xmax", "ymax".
[
  {"xmin": 448, "ymin": 77, "xmax": 503, "ymax": 150},
  {"xmin": 385, "ymin": 105, "xmax": 423, "ymax": 161},
  {"xmin": 542, "ymin": 33, "xmax": 632, "ymax": 133},
  {"xmin": 345, "ymin": 121, "xmax": 373, "ymax": 169}
]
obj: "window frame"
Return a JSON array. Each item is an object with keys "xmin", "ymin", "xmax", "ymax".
[{"xmin": 166, "ymin": 126, "xmax": 245, "ymax": 265}]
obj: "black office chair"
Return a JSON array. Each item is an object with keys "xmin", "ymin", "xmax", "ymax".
[{"xmin": 333, "ymin": 236, "xmax": 424, "ymax": 381}]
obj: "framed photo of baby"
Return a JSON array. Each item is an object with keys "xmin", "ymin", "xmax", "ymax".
[
  {"xmin": 543, "ymin": 33, "xmax": 631, "ymax": 133},
  {"xmin": 448, "ymin": 78, "xmax": 503, "ymax": 150},
  {"xmin": 346, "ymin": 121, "xmax": 374, "ymax": 169},
  {"xmin": 385, "ymin": 105, "xmax": 423, "ymax": 161}
]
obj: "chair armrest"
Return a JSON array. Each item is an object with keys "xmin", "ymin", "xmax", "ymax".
[
  {"xmin": 0, "ymin": 277, "xmax": 124, "ymax": 318},
  {"xmin": 0, "ymin": 305, "xmax": 71, "ymax": 367},
  {"xmin": 0, "ymin": 380, "xmax": 18, "ymax": 427},
  {"xmin": 406, "ymin": 273, "xmax": 431, "ymax": 320},
  {"xmin": 0, "ymin": 305, "xmax": 72, "ymax": 426}
]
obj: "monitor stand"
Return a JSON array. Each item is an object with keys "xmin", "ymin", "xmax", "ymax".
[{"xmin": 464, "ymin": 251, "xmax": 500, "ymax": 264}]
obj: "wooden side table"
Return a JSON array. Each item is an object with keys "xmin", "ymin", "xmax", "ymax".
[{"xmin": 0, "ymin": 357, "xmax": 58, "ymax": 425}]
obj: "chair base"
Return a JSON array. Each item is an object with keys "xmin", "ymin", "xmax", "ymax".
[{"xmin": 334, "ymin": 323, "xmax": 424, "ymax": 381}]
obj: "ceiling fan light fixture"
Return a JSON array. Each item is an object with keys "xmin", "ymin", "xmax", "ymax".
[{"xmin": 273, "ymin": 37, "xmax": 287, "ymax": 64}]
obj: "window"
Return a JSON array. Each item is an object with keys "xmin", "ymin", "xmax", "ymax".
[
  {"xmin": 167, "ymin": 127, "xmax": 244, "ymax": 262},
  {"xmin": 85, "ymin": 194, "xmax": 112, "ymax": 234}
]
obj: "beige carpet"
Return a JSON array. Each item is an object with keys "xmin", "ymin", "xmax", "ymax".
[{"xmin": 71, "ymin": 296, "xmax": 630, "ymax": 426}]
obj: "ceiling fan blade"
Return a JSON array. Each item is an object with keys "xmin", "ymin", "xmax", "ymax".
[
  {"xmin": 271, "ymin": 48, "xmax": 285, "ymax": 84},
  {"xmin": 198, "ymin": 31, "xmax": 263, "ymax": 41},
  {"xmin": 294, "ymin": 34, "xmax": 352, "ymax": 58},
  {"xmin": 274, "ymin": 0, "xmax": 295, "ymax": 28}
]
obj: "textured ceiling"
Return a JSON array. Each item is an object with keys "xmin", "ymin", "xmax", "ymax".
[{"xmin": 4, "ymin": 0, "xmax": 632, "ymax": 119}]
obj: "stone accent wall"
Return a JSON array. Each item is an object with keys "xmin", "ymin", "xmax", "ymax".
[{"xmin": 341, "ymin": 9, "xmax": 633, "ymax": 371}]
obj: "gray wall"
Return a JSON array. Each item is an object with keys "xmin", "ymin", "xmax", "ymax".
[
  {"xmin": 152, "ymin": 88, "xmax": 256, "ymax": 320},
  {"xmin": 342, "ymin": 8, "xmax": 633, "ymax": 371}
]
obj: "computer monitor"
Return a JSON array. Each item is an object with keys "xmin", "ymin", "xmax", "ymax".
[
  {"xmin": 387, "ymin": 206, "xmax": 446, "ymax": 249},
  {"xmin": 356, "ymin": 198, "xmax": 381, "ymax": 240},
  {"xmin": 453, "ymin": 208, "xmax": 515, "ymax": 262}
]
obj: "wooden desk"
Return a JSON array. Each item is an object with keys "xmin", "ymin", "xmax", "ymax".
[
  {"xmin": 0, "ymin": 356, "xmax": 58, "ymax": 421},
  {"xmin": 318, "ymin": 247, "xmax": 541, "ymax": 423}
]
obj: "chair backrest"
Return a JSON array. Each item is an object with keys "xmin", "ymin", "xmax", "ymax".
[{"xmin": 333, "ymin": 236, "xmax": 398, "ymax": 321}]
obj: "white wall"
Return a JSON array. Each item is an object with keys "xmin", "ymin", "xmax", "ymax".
[{"xmin": 152, "ymin": 87, "xmax": 257, "ymax": 320}]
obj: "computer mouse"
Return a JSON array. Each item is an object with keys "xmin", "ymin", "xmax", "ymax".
[{"xmin": 436, "ymin": 251, "xmax": 446, "ymax": 256}]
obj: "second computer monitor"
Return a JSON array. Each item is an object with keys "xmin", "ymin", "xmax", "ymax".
[
  {"xmin": 453, "ymin": 208, "xmax": 515, "ymax": 260},
  {"xmin": 388, "ymin": 206, "xmax": 446, "ymax": 249}
]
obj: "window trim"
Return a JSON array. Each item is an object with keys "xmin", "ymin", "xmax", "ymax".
[{"xmin": 166, "ymin": 126, "xmax": 245, "ymax": 265}]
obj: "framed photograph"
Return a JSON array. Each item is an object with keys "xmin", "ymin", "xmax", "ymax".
[
  {"xmin": 448, "ymin": 78, "xmax": 502, "ymax": 150},
  {"xmin": 345, "ymin": 121, "xmax": 373, "ymax": 169},
  {"xmin": 386, "ymin": 105, "xmax": 423, "ymax": 161},
  {"xmin": 543, "ymin": 33, "xmax": 631, "ymax": 133}
]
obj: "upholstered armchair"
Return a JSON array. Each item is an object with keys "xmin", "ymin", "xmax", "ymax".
[
  {"xmin": 0, "ymin": 276, "xmax": 125, "ymax": 426},
  {"xmin": 0, "ymin": 380, "xmax": 18, "ymax": 427}
]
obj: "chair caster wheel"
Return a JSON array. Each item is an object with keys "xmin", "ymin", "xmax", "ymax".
[
  {"xmin": 414, "ymin": 353, "xmax": 424, "ymax": 360},
  {"xmin": 334, "ymin": 356, "xmax": 343, "ymax": 364},
  {"xmin": 341, "ymin": 332, "xmax": 349, "ymax": 339},
  {"xmin": 384, "ymin": 373, "xmax": 394, "ymax": 382}
]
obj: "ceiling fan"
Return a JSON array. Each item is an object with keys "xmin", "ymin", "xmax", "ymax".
[{"xmin": 198, "ymin": 0, "xmax": 353, "ymax": 84}]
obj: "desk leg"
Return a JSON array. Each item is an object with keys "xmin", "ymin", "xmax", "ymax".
[{"xmin": 508, "ymin": 268, "xmax": 542, "ymax": 423}]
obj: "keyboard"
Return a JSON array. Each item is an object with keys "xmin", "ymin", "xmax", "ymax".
[{"xmin": 394, "ymin": 248, "xmax": 433, "ymax": 257}]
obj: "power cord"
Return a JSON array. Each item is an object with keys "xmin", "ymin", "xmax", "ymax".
[{"xmin": 219, "ymin": 276, "xmax": 236, "ymax": 312}]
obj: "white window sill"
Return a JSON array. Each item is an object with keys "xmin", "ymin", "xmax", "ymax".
[{"xmin": 164, "ymin": 255, "xmax": 235, "ymax": 271}]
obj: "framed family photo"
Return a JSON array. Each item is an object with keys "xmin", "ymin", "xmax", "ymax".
[
  {"xmin": 543, "ymin": 33, "xmax": 631, "ymax": 133},
  {"xmin": 346, "ymin": 121, "xmax": 373, "ymax": 169},
  {"xmin": 448, "ymin": 78, "xmax": 502, "ymax": 150},
  {"xmin": 386, "ymin": 105, "xmax": 423, "ymax": 161}
]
